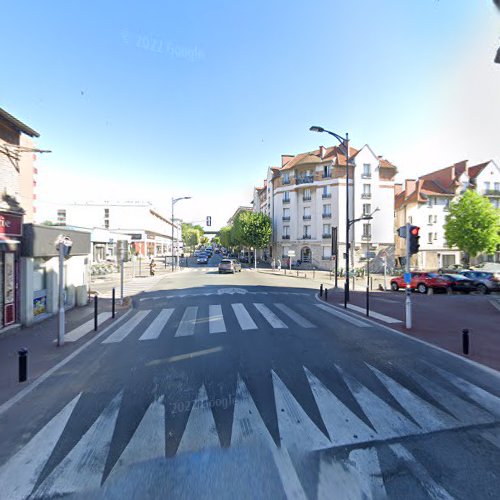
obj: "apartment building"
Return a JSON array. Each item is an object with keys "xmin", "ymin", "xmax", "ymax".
[
  {"xmin": 255, "ymin": 143, "xmax": 397, "ymax": 269},
  {"xmin": 395, "ymin": 160, "xmax": 500, "ymax": 270}
]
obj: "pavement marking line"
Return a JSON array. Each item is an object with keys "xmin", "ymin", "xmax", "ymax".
[
  {"xmin": 107, "ymin": 398, "xmax": 165, "ymax": 480},
  {"xmin": 0, "ymin": 309, "xmax": 134, "ymax": 418},
  {"xmin": 177, "ymin": 385, "xmax": 220, "ymax": 454},
  {"xmin": 389, "ymin": 444, "xmax": 454, "ymax": 500},
  {"xmin": 341, "ymin": 303, "xmax": 403, "ymax": 324},
  {"xmin": 254, "ymin": 303, "xmax": 288, "ymax": 329},
  {"xmin": 488, "ymin": 299, "xmax": 500, "ymax": 312},
  {"xmin": 315, "ymin": 303, "xmax": 372, "ymax": 328},
  {"xmin": 102, "ymin": 310, "xmax": 151, "ymax": 343},
  {"xmin": 65, "ymin": 312, "xmax": 112, "ymax": 342},
  {"xmin": 33, "ymin": 391, "xmax": 123, "ymax": 498},
  {"xmin": 138, "ymin": 308, "xmax": 174, "ymax": 341},
  {"xmin": 0, "ymin": 394, "xmax": 81, "ymax": 500},
  {"xmin": 274, "ymin": 303, "xmax": 315, "ymax": 328},
  {"xmin": 208, "ymin": 304, "xmax": 226, "ymax": 334},
  {"xmin": 175, "ymin": 306, "xmax": 198, "ymax": 337},
  {"xmin": 231, "ymin": 303, "xmax": 258, "ymax": 330}
]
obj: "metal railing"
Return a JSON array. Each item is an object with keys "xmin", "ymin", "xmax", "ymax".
[
  {"xmin": 283, "ymin": 198, "xmax": 290, "ymax": 203},
  {"xmin": 296, "ymin": 175, "xmax": 315, "ymax": 185},
  {"xmin": 322, "ymin": 233, "xmax": 332, "ymax": 239},
  {"xmin": 322, "ymin": 172, "xmax": 332, "ymax": 179},
  {"xmin": 322, "ymin": 193, "xmax": 331, "ymax": 199},
  {"xmin": 361, "ymin": 193, "xmax": 371, "ymax": 199},
  {"xmin": 302, "ymin": 234, "xmax": 312, "ymax": 239},
  {"xmin": 303, "ymin": 215, "xmax": 312, "ymax": 220},
  {"xmin": 322, "ymin": 213, "xmax": 332, "ymax": 219},
  {"xmin": 282, "ymin": 235, "xmax": 290, "ymax": 239},
  {"xmin": 282, "ymin": 216, "xmax": 291, "ymax": 221}
]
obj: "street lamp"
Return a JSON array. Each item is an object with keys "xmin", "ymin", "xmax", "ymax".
[
  {"xmin": 171, "ymin": 196, "xmax": 191, "ymax": 272},
  {"xmin": 310, "ymin": 126, "xmax": 351, "ymax": 305}
]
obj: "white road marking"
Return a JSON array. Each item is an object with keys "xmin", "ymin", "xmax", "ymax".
[
  {"xmin": 139, "ymin": 308, "xmax": 174, "ymax": 340},
  {"xmin": 317, "ymin": 447, "xmax": 387, "ymax": 500},
  {"xmin": 488, "ymin": 298, "xmax": 500, "ymax": 312},
  {"xmin": 315, "ymin": 304, "xmax": 372, "ymax": 328},
  {"xmin": 272, "ymin": 370, "xmax": 331, "ymax": 451},
  {"xmin": 33, "ymin": 392, "xmax": 123, "ymax": 498},
  {"xmin": 177, "ymin": 385, "xmax": 220, "ymax": 454},
  {"xmin": 175, "ymin": 306, "xmax": 198, "ymax": 337},
  {"xmin": 389, "ymin": 444, "xmax": 454, "ymax": 500},
  {"xmin": 275, "ymin": 303, "xmax": 315, "ymax": 328},
  {"xmin": 342, "ymin": 303, "xmax": 402, "ymax": 324},
  {"xmin": 65, "ymin": 313, "xmax": 112, "ymax": 342},
  {"xmin": 107, "ymin": 398, "xmax": 165, "ymax": 479},
  {"xmin": 102, "ymin": 310, "xmax": 151, "ymax": 343},
  {"xmin": 231, "ymin": 303, "xmax": 257, "ymax": 330},
  {"xmin": 0, "ymin": 394, "xmax": 81, "ymax": 500},
  {"xmin": 304, "ymin": 367, "xmax": 375, "ymax": 446},
  {"xmin": 209, "ymin": 304, "xmax": 226, "ymax": 334},
  {"xmin": 254, "ymin": 303, "xmax": 288, "ymax": 329}
]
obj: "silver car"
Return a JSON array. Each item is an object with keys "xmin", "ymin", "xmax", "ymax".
[
  {"xmin": 461, "ymin": 271, "xmax": 500, "ymax": 294},
  {"xmin": 218, "ymin": 259, "xmax": 242, "ymax": 274}
]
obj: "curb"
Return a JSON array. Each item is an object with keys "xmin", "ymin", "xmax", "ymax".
[{"xmin": 313, "ymin": 293, "xmax": 500, "ymax": 379}]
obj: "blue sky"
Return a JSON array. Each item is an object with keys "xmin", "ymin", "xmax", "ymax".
[{"xmin": 1, "ymin": 0, "xmax": 499, "ymax": 229}]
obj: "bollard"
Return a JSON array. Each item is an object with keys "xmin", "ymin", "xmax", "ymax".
[
  {"xmin": 462, "ymin": 328, "xmax": 469, "ymax": 355},
  {"xmin": 18, "ymin": 348, "xmax": 28, "ymax": 383},
  {"xmin": 94, "ymin": 295, "xmax": 98, "ymax": 331},
  {"xmin": 325, "ymin": 288, "xmax": 328, "ymax": 301},
  {"xmin": 112, "ymin": 288, "xmax": 116, "ymax": 319},
  {"xmin": 297, "ymin": 269, "xmax": 299, "ymax": 277},
  {"xmin": 320, "ymin": 284, "xmax": 323, "ymax": 297},
  {"xmin": 366, "ymin": 286, "xmax": 370, "ymax": 316}
]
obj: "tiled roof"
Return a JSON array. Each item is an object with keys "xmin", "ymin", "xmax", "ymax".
[{"xmin": 468, "ymin": 161, "xmax": 489, "ymax": 179}]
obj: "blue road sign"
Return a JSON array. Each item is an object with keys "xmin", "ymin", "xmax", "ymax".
[{"xmin": 404, "ymin": 272, "xmax": 412, "ymax": 284}]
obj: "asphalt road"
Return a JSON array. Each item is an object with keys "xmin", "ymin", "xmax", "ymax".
[{"xmin": 0, "ymin": 256, "xmax": 499, "ymax": 499}]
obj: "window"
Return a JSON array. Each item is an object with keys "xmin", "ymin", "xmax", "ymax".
[
  {"xmin": 363, "ymin": 204, "xmax": 371, "ymax": 216},
  {"xmin": 104, "ymin": 219, "xmax": 110, "ymax": 229},
  {"xmin": 322, "ymin": 186, "xmax": 331, "ymax": 198},
  {"xmin": 362, "ymin": 184, "xmax": 371, "ymax": 198},
  {"xmin": 434, "ymin": 215, "xmax": 437, "ymax": 223},
  {"xmin": 495, "ymin": 182, "xmax": 500, "ymax": 191},
  {"xmin": 104, "ymin": 208, "xmax": 110, "ymax": 217},
  {"xmin": 484, "ymin": 181, "xmax": 491, "ymax": 192},
  {"xmin": 283, "ymin": 226, "xmax": 290, "ymax": 239},
  {"xmin": 304, "ymin": 225, "xmax": 310, "ymax": 237},
  {"xmin": 362, "ymin": 163, "xmax": 371, "ymax": 178},
  {"xmin": 282, "ymin": 208, "xmax": 290, "ymax": 220},
  {"xmin": 428, "ymin": 232, "xmax": 433, "ymax": 244},
  {"xmin": 303, "ymin": 188, "xmax": 311, "ymax": 200},
  {"xmin": 428, "ymin": 215, "xmax": 433, "ymax": 225},
  {"xmin": 57, "ymin": 209, "xmax": 66, "ymax": 224},
  {"xmin": 444, "ymin": 199, "xmax": 450, "ymax": 210},
  {"xmin": 362, "ymin": 223, "xmax": 371, "ymax": 238},
  {"xmin": 283, "ymin": 173, "xmax": 290, "ymax": 184},
  {"xmin": 322, "ymin": 204, "xmax": 331, "ymax": 215},
  {"xmin": 323, "ymin": 165, "xmax": 331, "ymax": 178},
  {"xmin": 434, "ymin": 232, "xmax": 438, "ymax": 240},
  {"xmin": 322, "ymin": 246, "xmax": 331, "ymax": 259},
  {"xmin": 323, "ymin": 223, "xmax": 331, "ymax": 236},
  {"xmin": 283, "ymin": 192, "xmax": 290, "ymax": 203},
  {"xmin": 303, "ymin": 207, "xmax": 311, "ymax": 219},
  {"xmin": 427, "ymin": 197, "xmax": 433, "ymax": 207}
]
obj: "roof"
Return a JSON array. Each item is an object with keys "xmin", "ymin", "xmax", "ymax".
[
  {"xmin": 468, "ymin": 161, "xmax": 490, "ymax": 179},
  {"xmin": 0, "ymin": 107, "xmax": 40, "ymax": 138}
]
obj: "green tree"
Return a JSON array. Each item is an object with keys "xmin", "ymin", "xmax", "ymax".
[
  {"xmin": 218, "ymin": 226, "xmax": 233, "ymax": 249},
  {"xmin": 237, "ymin": 211, "xmax": 272, "ymax": 269},
  {"xmin": 181, "ymin": 223, "xmax": 204, "ymax": 254},
  {"xmin": 444, "ymin": 189, "xmax": 500, "ymax": 265}
]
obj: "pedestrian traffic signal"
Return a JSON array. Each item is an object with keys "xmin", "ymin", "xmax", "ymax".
[
  {"xmin": 206, "ymin": 216, "xmax": 211, "ymax": 226},
  {"xmin": 397, "ymin": 226, "xmax": 407, "ymax": 238},
  {"xmin": 409, "ymin": 225, "xmax": 420, "ymax": 254}
]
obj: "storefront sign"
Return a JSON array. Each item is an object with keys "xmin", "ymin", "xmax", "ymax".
[
  {"xmin": 0, "ymin": 212, "xmax": 22, "ymax": 237},
  {"xmin": 33, "ymin": 295, "xmax": 47, "ymax": 316}
]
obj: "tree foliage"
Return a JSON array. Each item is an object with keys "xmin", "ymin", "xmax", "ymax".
[
  {"xmin": 181, "ymin": 223, "xmax": 204, "ymax": 253},
  {"xmin": 235, "ymin": 211, "xmax": 272, "ymax": 249},
  {"xmin": 444, "ymin": 189, "xmax": 500, "ymax": 261},
  {"xmin": 218, "ymin": 226, "xmax": 233, "ymax": 248}
]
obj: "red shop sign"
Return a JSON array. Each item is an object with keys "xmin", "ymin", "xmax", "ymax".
[{"xmin": 0, "ymin": 212, "xmax": 23, "ymax": 237}]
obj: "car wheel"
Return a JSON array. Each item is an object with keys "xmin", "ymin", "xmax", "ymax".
[
  {"xmin": 390, "ymin": 282, "xmax": 398, "ymax": 291},
  {"xmin": 463, "ymin": 291, "xmax": 470, "ymax": 294},
  {"xmin": 477, "ymin": 284, "xmax": 489, "ymax": 294},
  {"xmin": 417, "ymin": 283, "xmax": 428, "ymax": 294}
]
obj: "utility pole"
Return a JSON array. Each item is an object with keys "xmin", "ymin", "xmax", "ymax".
[{"xmin": 405, "ymin": 222, "xmax": 412, "ymax": 329}]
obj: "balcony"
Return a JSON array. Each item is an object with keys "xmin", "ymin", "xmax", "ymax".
[
  {"xmin": 361, "ymin": 173, "xmax": 372, "ymax": 179},
  {"xmin": 322, "ymin": 233, "xmax": 332, "ymax": 239},
  {"xmin": 282, "ymin": 178, "xmax": 291, "ymax": 185},
  {"xmin": 296, "ymin": 175, "xmax": 315, "ymax": 185},
  {"xmin": 302, "ymin": 235, "xmax": 312, "ymax": 239},
  {"xmin": 282, "ymin": 235, "xmax": 290, "ymax": 240},
  {"xmin": 322, "ymin": 193, "xmax": 331, "ymax": 199},
  {"xmin": 302, "ymin": 196, "xmax": 312, "ymax": 202},
  {"xmin": 361, "ymin": 234, "xmax": 372, "ymax": 240},
  {"xmin": 282, "ymin": 216, "xmax": 291, "ymax": 221},
  {"xmin": 484, "ymin": 189, "xmax": 500, "ymax": 196},
  {"xmin": 322, "ymin": 213, "xmax": 331, "ymax": 219},
  {"xmin": 283, "ymin": 198, "xmax": 290, "ymax": 204},
  {"xmin": 303, "ymin": 215, "xmax": 312, "ymax": 220},
  {"xmin": 361, "ymin": 193, "xmax": 371, "ymax": 199}
]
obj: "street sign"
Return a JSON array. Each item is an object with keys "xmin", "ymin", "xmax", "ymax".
[
  {"xmin": 404, "ymin": 272, "xmax": 412, "ymax": 284},
  {"xmin": 365, "ymin": 251, "xmax": 376, "ymax": 259},
  {"xmin": 116, "ymin": 240, "xmax": 129, "ymax": 262},
  {"xmin": 287, "ymin": 250, "xmax": 296, "ymax": 257}
]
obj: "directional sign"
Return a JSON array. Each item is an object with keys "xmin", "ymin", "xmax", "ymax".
[
  {"xmin": 404, "ymin": 272, "xmax": 412, "ymax": 284},
  {"xmin": 287, "ymin": 250, "xmax": 296, "ymax": 257}
]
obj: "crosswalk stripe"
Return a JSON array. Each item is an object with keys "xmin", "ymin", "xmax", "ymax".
[
  {"xmin": 66, "ymin": 313, "xmax": 112, "ymax": 342},
  {"xmin": 342, "ymin": 303, "xmax": 402, "ymax": 324},
  {"xmin": 315, "ymin": 304, "xmax": 372, "ymax": 328},
  {"xmin": 139, "ymin": 308, "xmax": 174, "ymax": 341},
  {"xmin": 231, "ymin": 303, "xmax": 257, "ymax": 330},
  {"xmin": 254, "ymin": 303, "xmax": 288, "ymax": 329},
  {"xmin": 175, "ymin": 306, "xmax": 198, "ymax": 337},
  {"xmin": 102, "ymin": 310, "xmax": 151, "ymax": 343},
  {"xmin": 33, "ymin": 392, "xmax": 123, "ymax": 498},
  {"xmin": 209, "ymin": 305, "xmax": 226, "ymax": 334},
  {"xmin": 274, "ymin": 303, "xmax": 315, "ymax": 328},
  {"xmin": 0, "ymin": 394, "xmax": 81, "ymax": 500}
]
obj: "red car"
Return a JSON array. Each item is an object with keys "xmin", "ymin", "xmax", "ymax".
[{"xmin": 390, "ymin": 272, "xmax": 451, "ymax": 294}]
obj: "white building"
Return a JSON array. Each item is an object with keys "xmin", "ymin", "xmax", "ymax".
[
  {"xmin": 259, "ymin": 143, "xmax": 397, "ymax": 270},
  {"xmin": 395, "ymin": 160, "xmax": 500, "ymax": 269},
  {"xmin": 37, "ymin": 201, "xmax": 179, "ymax": 258}
]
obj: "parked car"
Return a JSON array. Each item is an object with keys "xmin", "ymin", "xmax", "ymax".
[
  {"xmin": 197, "ymin": 254, "xmax": 209, "ymax": 265},
  {"xmin": 390, "ymin": 272, "xmax": 451, "ymax": 293},
  {"xmin": 440, "ymin": 274, "xmax": 477, "ymax": 293},
  {"xmin": 460, "ymin": 271, "xmax": 500, "ymax": 294},
  {"xmin": 219, "ymin": 259, "xmax": 242, "ymax": 274}
]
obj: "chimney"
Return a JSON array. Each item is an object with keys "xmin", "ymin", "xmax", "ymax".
[
  {"xmin": 281, "ymin": 155, "xmax": 294, "ymax": 167},
  {"xmin": 394, "ymin": 183, "xmax": 403, "ymax": 196},
  {"xmin": 405, "ymin": 179, "xmax": 416, "ymax": 195},
  {"xmin": 319, "ymin": 146, "xmax": 326, "ymax": 159}
]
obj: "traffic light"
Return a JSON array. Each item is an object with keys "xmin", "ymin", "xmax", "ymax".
[
  {"xmin": 409, "ymin": 225, "xmax": 420, "ymax": 255},
  {"xmin": 206, "ymin": 216, "xmax": 211, "ymax": 226},
  {"xmin": 397, "ymin": 226, "xmax": 407, "ymax": 238}
]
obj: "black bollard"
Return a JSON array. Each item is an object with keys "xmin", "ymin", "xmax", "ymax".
[
  {"xmin": 462, "ymin": 329, "xmax": 469, "ymax": 355},
  {"xmin": 366, "ymin": 286, "xmax": 370, "ymax": 316},
  {"xmin": 112, "ymin": 288, "xmax": 116, "ymax": 319},
  {"xmin": 94, "ymin": 295, "xmax": 98, "ymax": 331},
  {"xmin": 320, "ymin": 284, "xmax": 323, "ymax": 297},
  {"xmin": 18, "ymin": 348, "xmax": 28, "ymax": 382},
  {"xmin": 325, "ymin": 288, "xmax": 328, "ymax": 301}
]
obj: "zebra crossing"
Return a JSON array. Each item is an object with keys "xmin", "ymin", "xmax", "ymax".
[
  {"xmin": 1, "ymin": 364, "xmax": 499, "ymax": 499},
  {"xmin": 99, "ymin": 302, "xmax": 333, "ymax": 344}
]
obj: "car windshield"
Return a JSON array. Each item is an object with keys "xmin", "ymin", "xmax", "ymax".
[{"xmin": 221, "ymin": 259, "xmax": 232, "ymax": 263}]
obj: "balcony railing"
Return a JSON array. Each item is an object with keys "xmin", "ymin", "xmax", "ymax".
[
  {"xmin": 361, "ymin": 234, "xmax": 372, "ymax": 240},
  {"xmin": 322, "ymin": 233, "xmax": 332, "ymax": 239},
  {"xmin": 361, "ymin": 193, "xmax": 371, "ymax": 199},
  {"xmin": 296, "ymin": 175, "xmax": 315, "ymax": 185},
  {"xmin": 322, "ymin": 213, "xmax": 331, "ymax": 219},
  {"xmin": 302, "ymin": 235, "xmax": 312, "ymax": 239},
  {"xmin": 282, "ymin": 235, "xmax": 290, "ymax": 240},
  {"xmin": 282, "ymin": 216, "xmax": 290, "ymax": 221},
  {"xmin": 302, "ymin": 196, "xmax": 312, "ymax": 201},
  {"xmin": 283, "ymin": 198, "xmax": 290, "ymax": 203},
  {"xmin": 361, "ymin": 173, "xmax": 372, "ymax": 179},
  {"xmin": 322, "ymin": 193, "xmax": 331, "ymax": 199},
  {"xmin": 282, "ymin": 178, "xmax": 291, "ymax": 185},
  {"xmin": 484, "ymin": 189, "xmax": 500, "ymax": 196},
  {"xmin": 303, "ymin": 215, "xmax": 312, "ymax": 220}
]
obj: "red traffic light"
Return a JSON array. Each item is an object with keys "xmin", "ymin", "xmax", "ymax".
[{"xmin": 410, "ymin": 226, "xmax": 420, "ymax": 236}]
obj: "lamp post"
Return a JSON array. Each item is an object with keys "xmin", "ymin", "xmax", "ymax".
[
  {"xmin": 171, "ymin": 196, "xmax": 191, "ymax": 272},
  {"xmin": 310, "ymin": 126, "xmax": 351, "ymax": 304}
]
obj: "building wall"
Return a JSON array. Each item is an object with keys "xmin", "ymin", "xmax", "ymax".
[{"xmin": 18, "ymin": 135, "xmax": 36, "ymax": 223}]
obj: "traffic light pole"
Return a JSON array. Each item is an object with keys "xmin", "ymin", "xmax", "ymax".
[{"xmin": 405, "ymin": 222, "xmax": 412, "ymax": 329}]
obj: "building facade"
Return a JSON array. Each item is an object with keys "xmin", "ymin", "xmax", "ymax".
[{"xmin": 395, "ymin": 160, "xmax": 500, "ymax": 270}]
